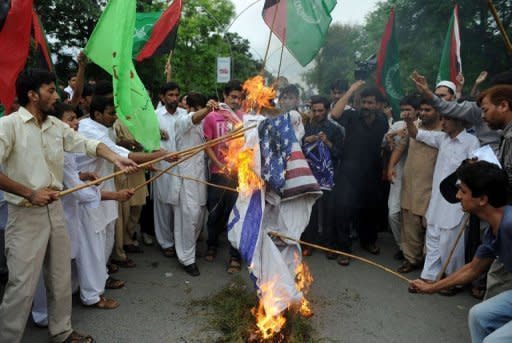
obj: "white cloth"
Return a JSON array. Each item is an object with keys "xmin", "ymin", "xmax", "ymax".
[
  {"xmin": 421, "ymin": 221, "xmax": 466, "ymax": 281},
  {"xmin": 64, "ymin": 86, "xmax": 74, "ymax": 100},
  {"xmin": 76, "ymin": 118, "xmax": 130, "ymax": 229},
  {"xmin": 153, "ymin": 199, "xmax": 174, "ymax": 249},
  {"xmin": 75, "ymin": 217, "xmax": 108, "ymax": 305},
  {"xmin": 416, "ymin": 129, "xmax": 480, "ymax": 228},
  {"xmin": 172, "ymin": 112, "xmax": 207, "ymax": 265},
  {"xmin": 61, "ymin": 153, "xmax": 101, "ymax": 258},
  {"xmin": 153, "ymin": 107, "xmax": 188, "ymax": 205},
  {"xmin": 152, "ymin": 107, "xmax": 187, "ymax": 249},
  {"xmin": 387, "ymin": 121, "xmax": 407, "ymax": 248}
]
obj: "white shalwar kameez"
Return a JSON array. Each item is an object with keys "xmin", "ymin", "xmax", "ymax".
[
  {"xmin": 32, "ymin": 153, "xmax": 101, "ymax": 325},
  {"xmin": 416, "ymin": 129, "xmax": 479, "ymax": 281},
  {"xmin": 75, "ymin": 118, "xmax": 130, "ymax": 305},
  {"xmin": 172, "ymin": 113, "xmax": 207, "ymax": 266},
  {"xmin": 153, "ymin": 107, "xmax": 187, "ymax": 250}
]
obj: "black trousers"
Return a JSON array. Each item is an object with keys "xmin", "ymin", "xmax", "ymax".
[
  {"xmin": 206, "ymin": 174, "xmax": 241, "ymax": 260},
  {"xmin": 302, "ymin": 191, "xmax": 332, "ymax": 245}
]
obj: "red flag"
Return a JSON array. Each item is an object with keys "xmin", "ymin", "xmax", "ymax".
[
  {"xmin": 0, "ymin": 0, "xmax": 33, "ymax": 112},
  {"xmin": 32, "ymin": 9, "xmax": 53, "ymax": 72},
  {"xmin": 134, "ymin": 0, "xmax": 182, "ymax": 62}
]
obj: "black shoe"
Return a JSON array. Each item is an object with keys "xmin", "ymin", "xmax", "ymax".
[
  {"xmin": 393, "ymin": 250, "xmax": 404, "ymax": 260},
  {"xmin": 183, "ymin": 263, "xmax": 200, "ymax": 277}
]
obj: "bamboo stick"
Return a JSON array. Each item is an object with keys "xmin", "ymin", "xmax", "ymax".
[
  {"xmin": 261, "ymin": 0, "xmax": 280, "ymax": 75},
  {"xmin": 488, "ymin": 0, "xmax": 512, "ymax": 55},
  {"xmin": 153, "ymin": 169, "xmax": 238, "ymax": 192},
  {"xmin": 435, "ymin": 214, "xmax": 470, "ymax": 282},
  {"xmin": 132, "ymin": 147, "xmax": 202, "ymax": 192},
  {"xmin": 59, "ymin": 125, "xmax": 253, "ymax": 198},
  {"xmin": 268, "ymin": 231, "xmax": 412, "ymax": 283}
]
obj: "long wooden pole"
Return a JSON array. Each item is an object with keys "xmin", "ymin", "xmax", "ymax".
[
  {"xmin": 269, "ymin": 231, "xmax": 411, "ymax": 283},
  {"xmin": 153, "ymin": 169, "xmax": 238, "ymax": 193},
  {"xmin": 435, "ymin": 214, "xmax": 470, "ymax": 281},
  {"xmin": 276, "ymin": 43, "xmax": 285, "ymax": 79},
  {"xmin": 59, "ymin": 125, "xmax": 252, "ymax": 198},
  {"xmin": 133, "ymin": 148, "xmax": 202, "ymax": 192},
  {"xmin": 488, "ymin": 0, "xmax": 512, "ymax": 55},
  {"xmin": 260, "ymin": 1, "xmax": 280, "ymax": 75}
]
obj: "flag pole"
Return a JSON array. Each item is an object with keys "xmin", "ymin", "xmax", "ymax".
[
  {"xmin": 276, "ymin": 42, "xmax": 285, "ymax": 78},
  {"xmin": 487, "ymin": 0, "xmax": 512, "ymax": 55},
  {"xmin": 260, "ymin": 1, "xmax": 280, "ymax": 75}
]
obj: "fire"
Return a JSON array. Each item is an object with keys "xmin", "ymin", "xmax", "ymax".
[
  {"xmin": 223, "ymin": 136, "xmax": 264, "ymax": 196},
  {"xmin": 295, "ymin": 258, "xmax": 314, "ymax": 318},
  {"xmin": 251, "ymin": 277, "xmax": 287, "ymax": 340},
  {"xmin": 243, "ymin": 75, "xmax": 276, "ymax": 113}
]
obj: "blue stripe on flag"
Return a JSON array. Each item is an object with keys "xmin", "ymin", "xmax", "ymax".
[{"xmin": 239, "ymin": 190, "xmax": 262, "ymax": 263}]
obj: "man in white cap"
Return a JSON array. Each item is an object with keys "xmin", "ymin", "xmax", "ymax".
[{"xmin": 434, "ymin": 80, "xmax": 457, "ymax": 102}]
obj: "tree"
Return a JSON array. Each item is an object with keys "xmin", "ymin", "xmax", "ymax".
[
  {"xmin": 33, "ymin": 0, "xmax": 262, "ymax": 98},
  {"xmin": 303, "ymin": 24, "xmax": 367, "ymax": 95},
  {"xmin": 363, "ymin": 0, "xmax": 512, "ymax": 94}
]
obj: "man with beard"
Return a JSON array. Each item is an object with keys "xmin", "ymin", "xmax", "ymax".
[
  {"xmin": 153, "ymin": 82, "xmax": 188, "ymax": 258},
  {"xmin": 0, "ymin": 69, "xmax": 139, "ymax": 343},
  {"xmin": 388, "ymin": 100, "xmax": 442, "ymax": 274},
  {"xmin": 301, "ymin": 96, "xmax": 344, "ymax": 260},
  {"xmin": 331, "ymin": 83, "xmax": 389, "ymax": 258}
]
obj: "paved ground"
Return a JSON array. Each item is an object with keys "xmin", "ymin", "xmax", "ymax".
[{"xmin": 2, "ymin": 232, "xmax": 477, "ymax": 342}]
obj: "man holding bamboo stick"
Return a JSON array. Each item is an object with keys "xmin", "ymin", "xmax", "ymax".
[
  {"xmin": 410, "ymin": 161, "xmax": 512, "ymax": 343},
  {"xmin": 0, "ymin": 69, "xmax": 139, "ymax": 343},
  {"xmin": 76, "ymin": 94, "xmax": 176, "ymax": 299}
]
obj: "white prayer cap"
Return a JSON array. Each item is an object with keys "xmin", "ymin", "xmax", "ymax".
[{"xmin": 435, "ymin": 80, "xmax": 457, "ymax": 94}]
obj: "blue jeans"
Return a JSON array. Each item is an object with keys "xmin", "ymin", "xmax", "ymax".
[{"xmin": 469, "ymin": 289, "xmax": 512, "ymax": 342}]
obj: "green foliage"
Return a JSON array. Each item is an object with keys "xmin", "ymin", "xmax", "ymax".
[
  {"xmin": 189, "ymin": 276, "xmax": 316, "ymax": 343},
  {"xmin": 34, "ymin": 0, "xmax": 261, "ymax": 99},
  {"xmin": 304, "ymin": 24, "xmax": 368, "ymax": 95},
  {"xmin": 305, "ymin": 0, "xmax": 512, "ymax": 95}
]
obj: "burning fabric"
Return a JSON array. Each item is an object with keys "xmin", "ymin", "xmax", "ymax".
[{"xmin": 227, "ymin": 106, "xmax": 321, "ymax": 339}]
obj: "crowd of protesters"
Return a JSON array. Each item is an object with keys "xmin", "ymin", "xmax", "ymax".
[{"xmin": 0, "ymin": 49, "xmax": 511, "ymax": 342}]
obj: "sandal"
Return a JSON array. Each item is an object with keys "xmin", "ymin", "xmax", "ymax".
[
  {"xmin": 227, "ymin": 258, "xmax": 241, "ymax": 274},
  {"xmin": 105, "ymin": 277, "xmax": 125, "ymax": 290},
  {"xmin": 205, "ymin": 246, "xmax": 217, "ymax": 262},
  {"xmin": 162, "ymin": 247, "xmax": 176, "ymax": 258},
  {"xmin": 63, "ymin": 331, "xmax": 95, "ymax": 343},
  {"xmin": 110, "ymin": 258, "xmax": 136, "ymax": 268},
  {"xmin": 83, "ymin": 296, "xmax": 119, "ymax": 310},
  {"xmin": 337, "ymin": 256, "xmax": 350, "ymax": 266},
  {"xmin": 471, "ymin": 286, "xmax": 486, "ymax": 300},
  {"xmin": 107, "ymin": 263, "xmax": 119, "ymax": 274},
  {"xmin": 397, "ymin": 261, "xmax": 420, "ymax": 274}
]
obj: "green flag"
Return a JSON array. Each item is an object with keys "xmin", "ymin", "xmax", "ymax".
[
  {"xmin": 85, "ymin": 0, "xmax": 160, "ymax": 151},
  {"xmin": 133, "ymin": 12, "xmax": 161, "ymax": 57},
  {"xmin": 375, "ymin": 8, "xmax": 403, "ymax": 120},
  {"xmin": 262, "ymin": 0, "xmax": 337, "ymax": 67},
  {"xmin": 436, "ymin": 5, "xmax": 462, "ymax": 84}
]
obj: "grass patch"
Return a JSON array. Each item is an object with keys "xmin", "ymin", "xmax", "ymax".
[{"xmin": 189, "ymin": 276, "xmax": 316, "ymax": 342}]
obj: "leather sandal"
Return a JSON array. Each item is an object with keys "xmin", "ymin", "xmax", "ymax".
[
  {"xmin": 84, "ymin": 296, "xmax": 119, "ymax": 310},
  {"xmin": 105, "ymin": 277, "xmax": 125, "ymax": 290},
  {"xmin": 107, "ymin": 263, "xmax": 119, "ymax": 274},
  {"xmin": 337, "ymin": 256, "xmax": 350, "ymax": 266},
  {"xmin": 63, "ymin": 331, "xmax": 95, "ymax": 343},
  {"xmin": 110, "ymin": 258, "xmax": 136, "ymax": 268},
  {"xmin": 162, "ymin": 247, "xmax": 176, "ymax": 258},
  {"xmin": 227, "ymin": 258, "xmax": 241, "ymax": 274},
  {"xmin": 205, "ymin": 247, "xmax": 216, "ymax": 262},
  {"xmin": 397, "ymin": 261, "xmax": 420, "ymax": 274}
]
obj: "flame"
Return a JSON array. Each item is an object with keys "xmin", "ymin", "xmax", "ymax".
[
  {"xmin": 295, "ymin": 253, "xmax": 314, "ymax": 318},
  {"xmin": 223, "ymin": 131, "xmax": 264, "ymax": 197},
  {"xmin": 251, "ymin": 277, "xmax": 287, "ymax": 340},
  {"xmin": 243, "ymin": 75, "xmax": 276, "ymax": 113}
]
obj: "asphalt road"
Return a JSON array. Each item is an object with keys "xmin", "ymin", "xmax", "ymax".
[{"xmin": 9, "ymin": 232, "xmax": 477, "ymax": 343}]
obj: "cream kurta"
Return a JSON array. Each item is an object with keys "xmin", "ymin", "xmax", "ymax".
[{"xmin": 0, "ymin": 107, "xmax": 99, "ymax": 205}]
